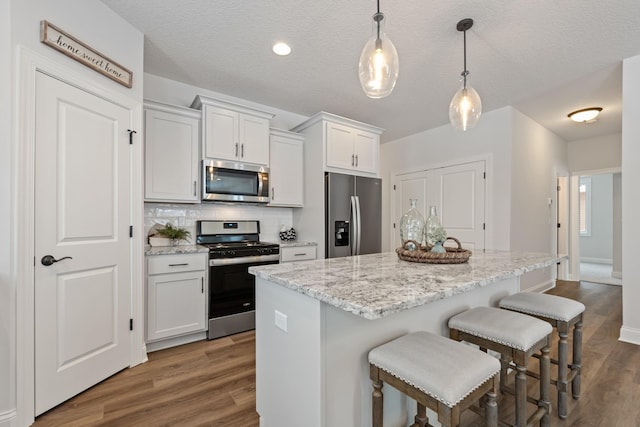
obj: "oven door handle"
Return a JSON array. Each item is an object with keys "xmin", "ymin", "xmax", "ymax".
[{"xmin": 209, "ymin": 254, "xmax": 280, "ymax": 267}]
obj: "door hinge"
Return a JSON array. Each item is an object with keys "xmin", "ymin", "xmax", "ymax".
[
  {"xmin": 557, "ymin": 185, "xmax": 561, "ymax": 191},
  {"xmin": 483, "ymin": 172, "xmax": 486, "ymax": 179},
  {"xmin": 129, "ymin": 318, "xmax": 133, "ymax": 331},
  {"xmin": 557, "ymin": 223, "xmax": 561, "ymax": 228},
  {"xmin": 393, "ymin": 184, "xmax": 396, "ymax": 190},
  {"xmin": 483, "ymin": 223, "xmax": 486, "ymax": 230},
  {"xmin": 129, "ymin": 225, "xmax": 133, "ymax": 238},
  {"xmin": 393, "ymin": 223, "xmax": 396, "ymax": 229},
  {"xmin": 127, "ymin": 129, "xmax": 137, "ymax": 145}
]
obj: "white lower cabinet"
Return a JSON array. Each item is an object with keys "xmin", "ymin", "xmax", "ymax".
[
  {"xmin": 146, "ymin": 253, "xmax": 207, "ymax": 343},
  {"xmin": 280, "ymin": 245, "xmax": 317, "ymax": 262}
]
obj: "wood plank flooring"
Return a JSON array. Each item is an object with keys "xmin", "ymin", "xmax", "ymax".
[{"xmin": 33, "ymin": 280, "xmax": 639, "ymax": 426}]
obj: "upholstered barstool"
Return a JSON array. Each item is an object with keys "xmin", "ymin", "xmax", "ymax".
[
  {"xmin": 368, "ymin": 331, "xmax": 500, "ymax": 427},
  {"xmin": 448, "ymin": 307, "xmax": 553, "ymax": 427},
  {"xmin": 499, "ymin": 292, "xmax": 585, "ymax": 419}
]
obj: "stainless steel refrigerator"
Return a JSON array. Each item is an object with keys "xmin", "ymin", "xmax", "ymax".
[{"xmin": 325, "ymin": 172, "xmax": 381, "ymax": 258}]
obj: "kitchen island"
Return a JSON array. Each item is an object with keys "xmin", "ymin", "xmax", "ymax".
[{"xmin": 249, "ymin": 251, "xmax": 563, "ymax": 427}]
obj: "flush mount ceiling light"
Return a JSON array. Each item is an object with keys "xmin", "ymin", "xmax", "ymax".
[
  {"xmin": 449, "ymin": 18, "xmax": 482, "ymax": 131},
  {"xmin": 568, "ymin": 107, "xmax": 602, "ymax": 123},
  {"xmin": 272, "ymin": 42, "xmax": 291, "ymax": 56},
  {"xmin": 358, "ymin": 0, "xmax": 399, "ymax": 98}
]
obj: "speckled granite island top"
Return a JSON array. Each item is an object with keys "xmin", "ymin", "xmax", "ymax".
[{"xmin": 249, "ymin": 251, "xmax": 564, "ymax": 320}]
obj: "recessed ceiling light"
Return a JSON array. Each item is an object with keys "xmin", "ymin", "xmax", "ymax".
[
  {"xmin": 568, "ymin": 107, "xmax": 603, "ymax": 123},
  {"xmin": 272, "ymin": 42, "xmax": 291, "ymax": 56}
]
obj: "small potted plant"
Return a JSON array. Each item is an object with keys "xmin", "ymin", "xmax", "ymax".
[{"xmin": 150, "ymin": 223, "xmax": 191, "ymax": 246}]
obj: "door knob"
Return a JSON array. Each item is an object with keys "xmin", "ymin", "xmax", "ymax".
[{"xmin": 41, "ymin": 255, "xmax": 73, "ymax": 266}]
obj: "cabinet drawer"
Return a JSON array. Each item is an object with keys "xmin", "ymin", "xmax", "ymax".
[
  {"xmin": 280, "ymin": 246, "xmax": 317, "ymax": 262},
  {"xmin": 147, "ymin": 253, "xmax": 207, "ymax": 275}
]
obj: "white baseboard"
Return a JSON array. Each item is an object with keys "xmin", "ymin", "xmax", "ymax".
[
  {"xmin": 146, "ymin": 331, "xmax": 207, "ymax": 352},
  {"xmin": 619, "ymin": 325, "xmax": 640, "ymax": 346},
  {"xmin": 522, "ymin": 280, "xmax": 554, "ymax": 293},
  {"xmin": 612, "ymin": 270, "xmax": 623, "ymax": 279},
  {"xmin": 0, "ymin": 408, "xmax": 16, "ymax": 427},
  {"xmin": 580, "ymin": 257, "xmax": 612, "ymax": 265}
]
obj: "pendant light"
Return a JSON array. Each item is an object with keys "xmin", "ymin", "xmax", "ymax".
[
  {"xmin": 449, "ymin": 18, "xmax": 482, "ymax": 131},
  {"xmin": 358, "ymin": 0, "xmax": 399, "ymax": 98}
]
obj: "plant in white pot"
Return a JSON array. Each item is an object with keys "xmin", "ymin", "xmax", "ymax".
[{"xmin": 149, "ymin": 223, "xmax": 191, "ymax": 246}]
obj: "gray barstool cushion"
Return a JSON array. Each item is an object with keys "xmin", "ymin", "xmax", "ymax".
[
  {"xmin": 448, "ymin": 307, "xmax": 552, "ymax": 351},
  {"xmin": 499, "ymin": 292, "xmax": 585, "ymax": 322},
  {"xmin": 368, "ymin": 331, "xmax": 500, "ymax": 407}
]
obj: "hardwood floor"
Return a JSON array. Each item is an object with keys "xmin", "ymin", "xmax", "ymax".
[{"xmin": 33, "ymin": 281, "xmax": 639, "ymax": 426}]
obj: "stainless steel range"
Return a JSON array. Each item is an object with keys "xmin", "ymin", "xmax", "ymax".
[{"xmin": 196, "ymin": 220, "xmax": 279, "ymax": 339}]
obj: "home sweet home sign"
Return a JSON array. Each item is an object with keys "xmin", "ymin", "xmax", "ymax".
[{"xmin": 40, "ymin": 20, "xmax": 133, "ymax": 88}]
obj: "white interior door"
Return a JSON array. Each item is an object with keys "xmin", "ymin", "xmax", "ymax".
[
  {"xmin": 557, "ymin": 176, "xmax": 569, "ymax": 279},
  {"xmin": 34, "ymin": 71, "xmax": 132, "ymax": 415},
  {"xmin": 393, "ymin": 160, "xmax": 485, "ymax": 251},
  {"xmin": 430, "ymin": 161, "xmax": 486, "ymax": 251}
]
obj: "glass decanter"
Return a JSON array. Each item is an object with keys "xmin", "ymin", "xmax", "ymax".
[
  {"xmin": 399, "ymin": 199, "xmax": 425, "ymax": 251},
  {"xmin": 425, "ymin": 206, "xmax": 446, "ymax": 247}
]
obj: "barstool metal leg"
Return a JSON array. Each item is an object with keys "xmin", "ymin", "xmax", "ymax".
[
  {"xmin": 515, "ymin": 364, "xmax": 527, "ymax": 427},
  {"xmin": 412, "ymin": 403, "xmax": 428, "ymax": 427},
  {"xmin": 572, "ymin": 320, "xmax": 583, "ymax": 399},
  {"xmin": 557, "ymin": 326, "xmax": 569, "ymax": 419},
  {"xmin": 540, "ymin": 346, "xmax": 551, "ymax": 427}
]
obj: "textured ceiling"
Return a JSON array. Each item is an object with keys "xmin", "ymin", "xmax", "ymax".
[{"xmin": 101, "ymin": 0, "xmax": 640, "ymax": 143}]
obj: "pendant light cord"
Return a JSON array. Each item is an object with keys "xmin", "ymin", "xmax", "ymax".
[
  {"xmin": 462, "ymin": 28, "xmax": 468, "ymax": 88},
  {"xmin": 376, "ymin": 0, "xmax": 381, "ymax": 41}
]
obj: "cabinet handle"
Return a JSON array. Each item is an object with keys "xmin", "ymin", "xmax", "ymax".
[
  {"xmin": 235, "ymin": 142, "xmax": 239, "ymax": 157},
  {"xmin": 294, "ymin": 253, "xmax": 307, "ymax": 256},
  {"xmin": 241, "ymin": 143, "xmax": 244, "ymax": 158},
  {"xmin": 271, "ymin": 187, "xmax": 275, "ymax": 200},
  {"xmin": 355, "ymin": 155, "xmax": 358, "ymax": 167},
  {"xmin": 351, "ymin": 154, "xmax": 355, "ymax": 166},
  {"xmin": 242, "ymin": 302, "xmax": 251, "ymax": 307},
  {"xmin": 193, "ymin": 181, "xmax": 197, "ymax": 197},
  {"xmin": 201, "ymin": 277, "xmax": 204, "ymax": 293},
  {"xmin": 168, "ymin": 263, "xmax": 189, "ymax": 267}
]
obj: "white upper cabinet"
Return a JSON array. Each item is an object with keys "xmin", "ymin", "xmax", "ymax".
[
  {"xmin": 269, "ymin": 129, "xmax": 304, "ymax": 207},
  {"xmin": 292, "ymin": 112, "xmax": 384, "ymax": 177},
  {"xmin": 191, "ymin": 95, "xmax": 274, "ymax": 166},
  {"xmin": 144, "ymin": 101, "xmax": 200, "ymax": 203}
]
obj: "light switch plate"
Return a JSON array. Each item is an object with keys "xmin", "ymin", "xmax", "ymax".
[{"xmin": 275, "ymin": 310, "xmax": 288, "ymax": 332}]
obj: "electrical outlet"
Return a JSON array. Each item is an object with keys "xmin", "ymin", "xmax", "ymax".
[{"xmin": 274, "ymin": 310, "xmax": 288, "ymax": 332}]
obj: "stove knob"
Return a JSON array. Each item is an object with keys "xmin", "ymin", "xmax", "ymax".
[{"xmin": 229, "ymin": 250, "xmax": 235, "ymax": 256}]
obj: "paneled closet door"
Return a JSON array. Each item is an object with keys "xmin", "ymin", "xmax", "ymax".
[{"xmin": 34, "ymin": 71, "xmax": 132, "ymax": 415}]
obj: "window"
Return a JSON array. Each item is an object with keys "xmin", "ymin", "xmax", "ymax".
[{"xmin": 579, "ymin": 177, "xmax": 591, "ymax": 236}]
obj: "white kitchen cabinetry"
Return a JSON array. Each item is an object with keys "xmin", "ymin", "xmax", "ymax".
[
  {"xmin": 144, "ymin": 101, "xmax": 200, "ymax": 203},
  {"xmin": 326, "ymin": 121, "xmax": 379, "ymax": 174},
  {"xmin": 291, "ymin": 112, "xmax": 384, "ymax": 177},
  {"xmin": 191, "ymin": 95, "xmax": 274, "ymax": 166},
  {"xmin": 269, "ymin": 129, "xmax": 304, "ymax": 207},
  {"xmin": 146, "ymin": 253, "xmax": 207, "ymax": 344},
  {"xmin": 280, "ymin": 244, "xmax": 317, "ymax": 262}
]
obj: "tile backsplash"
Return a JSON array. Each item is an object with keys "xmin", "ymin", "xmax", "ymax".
[{"xmin": 145, "ymin": 203, "xmax": 294, "ymax": 244}]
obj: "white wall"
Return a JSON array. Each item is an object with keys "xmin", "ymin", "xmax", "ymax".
[
  {"xmin": 7, "ymin": 1, "xmax": 144, "ymax": 425},
  {"xmin": 380, "ymin": 107, "xmax": 514, "ymax": 252},
  {"xmin": 579, "ymin": 174, "xmax": 613, "ymax": 263},
  {"xmin": 1, "ymin": 1, "xmax": 13, "ymax": 424},
  {"xmin": 510, "ymin": 109, "xmax": 568, "ymax": 291},
  {"xmin": 612, "ymin": 173, "xmax": 622, "ymax": 278},
  {"xmin": 144, "ymin": 73, "xmax": 309, "ymax": 131},
  {"xmin": 568, "ymin": 133, "xmax": 621, "ymax": 173},
  {"xmin": 621, "ymin": 55, "xmax": 640, "ymax": 345}
]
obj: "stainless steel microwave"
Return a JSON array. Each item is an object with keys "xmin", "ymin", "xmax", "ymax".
[{"xmin": 202, "ymin": 160, "xmax": 269, "ymax": 203}]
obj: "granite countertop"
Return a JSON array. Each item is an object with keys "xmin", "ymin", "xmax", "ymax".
[
  {"xmin": 145, "ymin": 244, "xmax": 210, "ymax": 256},
  {"xmin": 249, "ymin": 251, "xmax": 565, "ymax": 320}
]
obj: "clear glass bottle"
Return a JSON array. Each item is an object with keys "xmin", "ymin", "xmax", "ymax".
[
  {"xmin": 399, "ymin": 199, "xmax": 425, "ymax": 251},
  {"xmin": 425, "ymin": 206, "xmax": 444, "ymax": 246}
]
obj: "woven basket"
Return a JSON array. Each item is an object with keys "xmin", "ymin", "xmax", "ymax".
[{"xmin": 396, "ymin": 237, "xmax": 472, "ymax": 264}]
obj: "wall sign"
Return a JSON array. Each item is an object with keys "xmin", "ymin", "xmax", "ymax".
[{"xmin": 40, "ymin": 20, "xmax": 133, "ymax": 88}]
